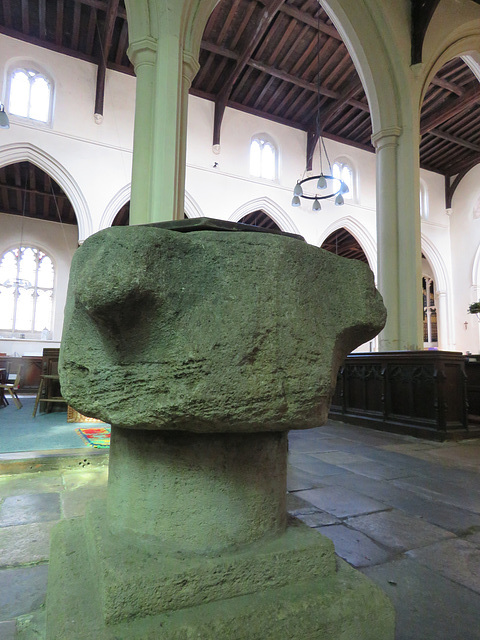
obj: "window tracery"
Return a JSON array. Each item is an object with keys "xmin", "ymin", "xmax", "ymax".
[{"xmin": 0, "ymin": 246, "xmax": 55, "ymax": 335}]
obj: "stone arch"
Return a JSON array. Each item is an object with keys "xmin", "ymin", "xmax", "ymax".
[
  {"xmin": 184, "ymin": 191, "xmax": 204, "ymax": 218},
  {"xmin": 229, "ymin": 198, "xmax": 301, "ymax": 236},
  {"xmin": 420, "ymin": 34, "xmax": 480, "ymax": 107},
  {"xmin": 0, "ymin": 142, "xmax": 92, "ymax": 241},
  {"xmin": 182, "ymin": 0, "xmax": 401, "ymax": 135},
  {"xmin": 318, "ymin": 0, "xmax": 401, "ymax": 137},
  {"xmin": 100, "ymin": 183, "xmax": 131, "ymax": 230},
  {"xmin": 317, "ymin": 218, "xmax": 377, "ymax": 279}
]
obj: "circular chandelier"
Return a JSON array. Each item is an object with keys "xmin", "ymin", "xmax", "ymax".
[
  {"xmin": 291, "ymin": 173, "xmax": 348, "ymax": 210},
  {"xmin": 291, "ymin": 14, "xmax": 348, "ymax": 212}
]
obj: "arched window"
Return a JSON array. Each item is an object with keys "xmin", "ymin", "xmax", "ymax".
[
  {"xmin": 332, "ymin": 161, "xmax": 353, "ymax": 200},
  {"xmin": 420, "ymin": 181, "xmax": 429, "ymax": 219},
  {"xmin": 0, "ymin": 246, "xmax": 55, "ymax": 334},
  {"xmin": 423, "ymin": 275, "xmax": 437, "ymax": 347},
  {"xmin": 250, "ymin": 136, "xmax": 277, "ymax": 180},
  {"xmin": 7, "ymin": 67, "xmax": 53, "ymax": 124}
]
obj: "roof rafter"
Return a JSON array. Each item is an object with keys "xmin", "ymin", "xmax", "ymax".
[
  {"xmin": 213, "ymin": 0, "xmax": 286, "ymax": 147},
  {"xmin": 94, "ymin": 0, "xmax": 120, "ymax": 117}
]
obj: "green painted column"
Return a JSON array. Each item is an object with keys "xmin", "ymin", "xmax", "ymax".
[
  {"xmin": 126, "ymin": 1, "xmax": 199, "ymax": 225},
  {"xmin": 373, "ymin": 127, "xmax": 423, "ymax": 351},
  {"xmin": 127, "ymin": 37, "xmax": 157, "ymax": 226}
]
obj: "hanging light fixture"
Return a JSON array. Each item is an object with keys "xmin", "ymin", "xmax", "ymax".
[
  {"xmin": 0, "ymin": 103, "xmax": 10, "ymax": 129},
  {"xmin": 291, "ymin": 16, "xmax": 347, "ymax": 211}
]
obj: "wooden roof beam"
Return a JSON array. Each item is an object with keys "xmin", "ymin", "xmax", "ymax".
[
  {"xmin": 420, "ymin": 84, "xmax": 480, "ymax": 134},
  {"xmin": 213, "ymin": 0, "xmax": 286, "ymax": 147},
  {"xmin": 75, "ymin": 0, "xmax": 126, "ymax": 19},
  {"xmin": 201, "ymin": 41, "xmax": 369, "ymax": 112},
  {"xmin": 428, "ymin": 128, "xmax": 480, "ymax": 153},
  {"xmin": 94, "ymin": 0, "xmax": 120, "ymax": 119},
  {"xmin": 55, "ymin": 0, "xmax": 64, "ymax": 45}
]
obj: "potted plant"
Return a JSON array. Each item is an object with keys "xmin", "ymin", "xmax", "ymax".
[{"xmin": 468, "ymin": 302, "xmax": 480, "ymax": 314}]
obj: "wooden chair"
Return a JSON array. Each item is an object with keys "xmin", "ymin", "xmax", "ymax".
[
  {"xmin": 32, "ymin": 348, "xmax": 67, "ymax": 417},
  {"xmin": 0, "ymin": 366, "xmax": 23, "ymax": 409}
]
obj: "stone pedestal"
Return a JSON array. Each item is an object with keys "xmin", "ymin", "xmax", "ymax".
[{"xmin": 46, "ymin": 220, "xmax": 394, "ymax": 639}]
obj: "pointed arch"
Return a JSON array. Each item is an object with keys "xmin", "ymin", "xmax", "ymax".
[
  {"xmin": 0, "ymin": 143, "xmax": 92, "ymax": 241},
  {"xmin": 420, "ymin": 34, "xmax": 480, "ymax": 106},
  {"xmin": 317, "ymin": 218, "xmax": 377, "ymax": 278},
  {"xmin": 229, "ymin": 198, "xmax": 301, "ymax": 236},
  {"xmin": 184, "ymin": 191, "xmax": 204, "ymax": 218},
  {"xmin": 100, "ymin": 184, "xmax": 131, "ymax": 230},
  {"xmin": 319, "ymin": 0, "xmax": 400, "ymax": 137},
  {"xmin": 422, "ymin": 233, "xmax": 453, "ymax": 350}
]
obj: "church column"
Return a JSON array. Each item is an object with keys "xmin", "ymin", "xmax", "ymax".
[
  {"xmin": 126, "ymin": 1, "xmax": 199, "ymax": 225},
  {"xmin": 127, "ymin": 37, "xmax": 157, "ymax": 225},
  {"xmin": 373, "ymin": 127, "xmax": 423, "ymax": 351}
]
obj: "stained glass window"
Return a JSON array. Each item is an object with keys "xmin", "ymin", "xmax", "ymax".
[{"xmin": 0, "ymin": 246, "xmax": 54, "ymax": 334}]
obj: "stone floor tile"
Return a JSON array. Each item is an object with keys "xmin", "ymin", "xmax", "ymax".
[
  {"xmin": 288, "ymin": 436, "xmax": 350, "ymax": 454},
  {"xmin": 463, "ymin": 529, "xmax": 480, "ymax": 547},
  {"xmin": 387, "ymin": 441, "xmax": 480, "ymax": 473},
  {"xmin": 308, "ymin": 451, "xmax": 372, "ymax": 465},
  {"xmin": 338, "ymin": 460, "xmax": 413, "ymax": 480},
  {"xmin": 0, "ymin": 472, "xmax": 63, "ymax": 497},
  {"xmin": 0, "ymin": 493, "xmax": 61, "ymax": 527},
  {"xmin": 0, "ymin": 620, "xmax": 16, "ymax": 640},
  {"xmin": 347, "ymin": 509, "xmax": 455, "ymax": 552},
  {"xmin": 392, "ymin": 476, "xmax": 480, "ymax": 514},
  {"xmin": 0, "ymin": 565, "xmax": 48, "ymax": 621},
  {"xmin": 287, "ymin": 452, "xmax": 349, "ymax": 478},
  {"xmin": 286, "ymin": 466, "xmax": 322, "ymax": 492},
  {"xmin": 407, "ymin": 537, "xmax": 480, "ymax": 594},
  {"xmin": 286, "ymin": 492, "xmax": 315, "ymax": 513},
  {"xmin": 295, "ymin": 485, "xmax": 388, "ymax": 518},
  {"xmin": 362, "ymin": 557, "xmax": 480, "ymax": 640},
  {"xmin": 0, "ymin": 522, "xmax": 55, "ymax": 568},
  {"xmin": 61, "ymin": 485, "xmax": 108, "ymax": 519},
  {"xmin": 61, "ymin": 466, "xmax": 108, "ymax": 491},
  {"xmin": 382, "ymin": 490, "xmax": 480, "ymax": 536},
  {"xmin": 294, "ymin": 510, "xmax": 340, "ymax": 527},
  {"xmin": 317, "ymin": 524, "xmax": 393, "ymax": 568}
]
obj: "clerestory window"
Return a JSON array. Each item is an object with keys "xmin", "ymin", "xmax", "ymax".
[
  {"xmin": 332, "ymin": 161, "xmax": 353, "ymax": 200},
  {"xmin": 250, "ymin": 136, "xmax": 277, "ymax": 180},
  {"xmin": 0, "ymin": 246, "xmax": 55, "ymax": 334},
  {"xmin": 8, "ymin": 67, "xmax": 53, "ymax": 124}
]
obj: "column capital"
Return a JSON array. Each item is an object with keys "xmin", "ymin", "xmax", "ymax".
[
  {"xmin": 183, "ymin": 51, "xmax": 201, "ymax": 85},
  {"xmin": 371, "ymin": 126, "xmax": 402, "ymax": 150},
  {"xmin": 127, "ymin": 36, "xmax": 157, "ymax": 70}
]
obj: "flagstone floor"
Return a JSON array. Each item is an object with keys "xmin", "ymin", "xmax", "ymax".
[{"xmin": 1, "ymin": 420, "xmax": 480, "ymax": 639}]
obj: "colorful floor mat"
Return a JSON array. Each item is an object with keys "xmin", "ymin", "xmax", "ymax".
[{"xmin": 75, "ymin": 427, "xmax": 111, "ymax": 448}]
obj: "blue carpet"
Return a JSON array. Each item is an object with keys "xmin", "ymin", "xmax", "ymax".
[{"xmin": 0, "ymin": 396, "xmax": 92, "ymax": 453}]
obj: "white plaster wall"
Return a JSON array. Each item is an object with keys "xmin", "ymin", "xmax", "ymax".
[
  {"xmin": 450, "ymin": 164, "xmax": 480, "ymax": 354},
  {"xmin": 0, "ymin": 212, "xmax": 78, "ymax": 355},
  {"xmin": 0, "ymin": 35, "xmax": 134, "ymax": 241},
  {"xmin": 186, "ymin": 96, "xmax": 377, "ymax": 250},
  {"xmin": 0, "ymin": 33, "xmax": 467, "ymax": 353}
]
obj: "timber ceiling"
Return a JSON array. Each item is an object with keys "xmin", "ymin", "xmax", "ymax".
[{"xmin": 0, "ymin": 0, "xmax": 480, "ymax": 227}]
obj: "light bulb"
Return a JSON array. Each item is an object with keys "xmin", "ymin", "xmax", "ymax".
[
  {"xmin": 335, "ymin": 194, "xmax": 344, "ymax": 206},
  {"xmin": 293, "ymin": 182, "xmax": 303, "ymax": 196},
  {"xmin": 312, "ymin": 198, "xmax": 321, "ymax": 211},
  {"xmin": 291, "ymin": 195, "xmax": 301, "ymax": 207},
  {"xmin": 317, "ymin": 174, "xmax": 327, "ymax": 189}
]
